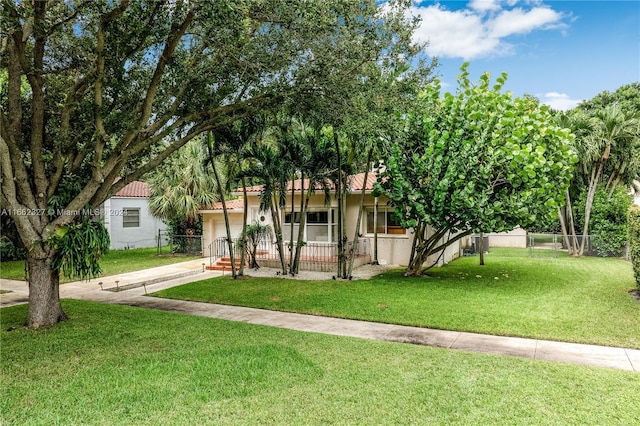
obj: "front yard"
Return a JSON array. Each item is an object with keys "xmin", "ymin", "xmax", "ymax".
[
  {"xmin": 0, "ymin": 247, "xmax": 200, "ymax": 282},
  {"xmin": 1, "ymin": 300, "xmax": 638, "ymax": 425},
  {"xmin": 153, "ymin": 248, "xmax": 640, "ymax": 348}
]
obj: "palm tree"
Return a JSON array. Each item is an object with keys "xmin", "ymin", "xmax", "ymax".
[
  {"xmin": 554, "ymin": 110, "xmax": 591, "ymax": 255},
  {"xmin": 288, "ymin": 119, "xmax": 336, "ymax": 274},
  {"xmin": 243, "ymin": 142, "xmax": 292, "ymax": 275},
  {"xmin": 577, "ymin": 105, "xmax": 639, "ymax": 255},
  {"xmin": 205, "ymin": 132, "xmax": 238, "ymax": 278},
  {"xmin": 148, "ymin": 141, "xmax": 218, "ymax": 240},
  {"xmin": 244, "ymin": 221, "xmax": 272, "ymax": 269},
  {"xmin": 210, "ymin": 115, "xmax": 268, "ymax": 276}
]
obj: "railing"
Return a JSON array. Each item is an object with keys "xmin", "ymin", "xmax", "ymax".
[{"xmin": 213, "ymin": 237, "xmax": 370, "ymax": 271}]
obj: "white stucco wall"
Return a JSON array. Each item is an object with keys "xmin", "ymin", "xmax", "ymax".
[
  {"xmin": 103, "ymin": 197, "xmax": 166, "ymax": 250},
  {"xmin": 485, "ymin": 228, "xmax": 528, "ymax": 248},
  {"xmin": 201, "ymin": 192, "xmax": 462, "ymax": 268}
]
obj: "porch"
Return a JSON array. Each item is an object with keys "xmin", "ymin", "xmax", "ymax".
[{"xmin": 207, "ymin": 237, "xmax": 371, "ymax": 273}]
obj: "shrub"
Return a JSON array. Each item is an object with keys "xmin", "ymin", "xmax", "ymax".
[
  {"xmin": 575, "ymin": 186, "xmax": 633, "ymax": 257},
  {"xmin": 0, "ymin": 238, "xmax": 26, "ymax": 261},
  {"xmin": 628, "ymin": 206, "xmax": 640, "ymax": 288}
]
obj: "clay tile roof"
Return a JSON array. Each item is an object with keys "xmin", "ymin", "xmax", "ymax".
[
  {"xmin": 113, "ymin": 181, "xmax": 150, "ymax": 198},
  {"xmin": 240, "ymin": 171, "xmax": 377, "ymax": 194},
  {"xmin": 205, "ymin": 199, "xmax": 245, "ymax": 211},
  {"xmin": 348, "ymin": 172, "xmax": 377, "ymax": 191}
]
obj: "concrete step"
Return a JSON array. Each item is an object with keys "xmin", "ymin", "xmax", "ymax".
[{"xmin": 206, "ymin": 257, "xmax": 247, "ymax": 271}]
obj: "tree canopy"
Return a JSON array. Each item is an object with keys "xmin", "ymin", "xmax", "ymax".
[
  {"xmin": 377, "ymin": 64, "xmax": 577, "ymax": 276},
  {"xmin": 0, "ymin": 0, "xmax": 427, "ymax": 327},
  {"xmin": 556, "ymin": 83, "xmax": 639, "ymax": 256}
]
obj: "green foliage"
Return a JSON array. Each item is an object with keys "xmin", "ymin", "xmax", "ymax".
[
  {"xmin": 148, "ymin": 141, "xmax": 218, "ymax": 225},
  {"xmin": 244, "ymin": 221, "xmax": 273, "ymax": 268},
  {"xmin": 574, "ymin": 186, "xmax": 632, "ymax": 257},
  {"xmin": 0, "ymin": 238, "xmax": 26, "ymax": 261},
  {"xmin": 0, "ymin": 215, "xmax": 26, "ymax": 261},
  {"xmin": 166, "ymin": 216, "xmax": 203, "ymax": 238},
  {"xmin": 377, "ymin": 63, "xmax": 577, "ymax": 274},
  {"xmin": 50, "ymin": 218, "xmax": 110, "ymax": 280},
  {"xmin": 628, "ymin": 206, "xmax": 640, "ymax": 288},
  {"xmin": 577, "ymin": 82, "xmax": 640, "ymax": 115}
]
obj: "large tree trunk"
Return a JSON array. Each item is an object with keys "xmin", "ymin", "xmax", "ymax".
[
  {"xmin": 27, "ymin": 247, "xmax": 67, "ymax": 328},
  {"xmin": 405, "ymin": 227, "xmax": 470, "ymax": 276}
]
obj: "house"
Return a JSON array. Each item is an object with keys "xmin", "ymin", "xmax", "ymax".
[
  {"xmin": 101, "ymin": 181, "xmax": 166, "ymax": 250},
  {"xmin": 199, "ymin": 172, "xmax": 462, "ymax": 271}
]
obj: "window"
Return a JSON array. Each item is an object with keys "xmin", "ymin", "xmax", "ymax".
[
  {"xmin": 122, "ymin": 208, "xmax": 140, "ymax": 228},
  {"xmin": 366, "ymin": 209, "xmax": 406, "ymax": 235},
  {"xmin": 284, "ymin": 209, "xmax": 335, "ymax": 242}
]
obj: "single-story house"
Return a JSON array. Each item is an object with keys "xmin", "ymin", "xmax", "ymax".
[
  {"xmin": 199, "ymin": 172, "xmax": 463, "ymax": 271},
  {"xmin": 101, "ymin": 181, "xmax": 166, "ymax": 250}
]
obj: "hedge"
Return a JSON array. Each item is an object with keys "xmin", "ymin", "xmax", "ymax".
[{"xmin": 629, "ymin": 206, "xmax": 640, "ymax": 289}]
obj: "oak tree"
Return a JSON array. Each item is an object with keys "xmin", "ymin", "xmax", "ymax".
[{"xmin": 0, "ymin": 0, "xmax": 421, "ymax": 327}]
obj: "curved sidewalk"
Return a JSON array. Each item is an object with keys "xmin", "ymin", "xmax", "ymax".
[{"xmin": 2, "ymin": 260, "xmax": 639, "ymax": 373}]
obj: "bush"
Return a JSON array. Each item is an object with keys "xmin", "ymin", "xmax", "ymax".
[
  {"xmin": 575, "ymin": 186, "xmax": 632, "ymax": 257},
  {"xmin": 628, "ymin": 206, "xmax": 640, "ymax": 289},
  {"xmin": 0, "ymin": 238, "xmax": 26, "ymax": 261}
]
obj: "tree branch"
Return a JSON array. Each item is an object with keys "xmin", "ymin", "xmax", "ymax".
[
  {"xmin": 29, "ymin": 0, "xmax": 49, "ymax": 205},
  {"xmin": 121, "ymin": 6, "xmax": 196, "ymax": 151}
]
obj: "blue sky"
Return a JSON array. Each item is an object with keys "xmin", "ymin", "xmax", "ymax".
[{"xmin": 407, "ymin": 0, "xmax": 639, "ymax": 110}]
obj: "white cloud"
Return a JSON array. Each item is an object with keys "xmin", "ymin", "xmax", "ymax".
[
  {"xmin": 539, "ymin": 92, "xmax": 583, "ymax": 111},
  {"xmin": 409, "ymin": 1, "xmax": 567, "ymax": 60},
  {"xmin": 489, "ymin": 7, "xmax": 563, "ymax": 38},
  {"xmin": 468, "ymin": 0, "xmax": 501, "ymax": 13}
]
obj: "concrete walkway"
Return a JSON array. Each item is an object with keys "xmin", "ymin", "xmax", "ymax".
[{"xmin": 2, "ymin": 259, "xmax": 639, "ymax": 373}]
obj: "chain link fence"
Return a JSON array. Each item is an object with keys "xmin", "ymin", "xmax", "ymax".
[
  {"xmin": 156, "ymin": 231, "xmax": 202, "ymax": 256},
  {"xmin": 465, "ymin": 233, "xmax": 630, "ymax": 260}
]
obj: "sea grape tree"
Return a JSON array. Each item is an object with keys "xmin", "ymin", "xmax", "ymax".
[{"xmin": 377, "ymin": 64, "xmax": 577, "ymax": 276}]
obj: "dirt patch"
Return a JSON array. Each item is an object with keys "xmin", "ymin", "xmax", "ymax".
[
  {"xmin": 269, "ymin": 296, "xmax": 281, "ymax": 301},
  {"xmin": 629, "ymin": 289, "xmax": 640, "ymax": 303}
]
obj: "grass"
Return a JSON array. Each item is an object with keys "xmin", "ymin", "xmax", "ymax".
[
  {"xmin": 2, "ymin": 300, "xmax": 639, "ymax": 425},
  {"xmin": 0, "ymin": 247, "xmax": 199, "ymax": 282},
  {"xmin": 153, "ymin": 248, "xmax": 640, "ymax": 348}
]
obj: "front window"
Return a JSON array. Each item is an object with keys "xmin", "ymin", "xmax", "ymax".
[
  {"xmin": 366, "ymin": 208, "xmax": 406, "ymax": 235},
  {"xmin": 284, "ymin": 209, "xmax": 335, "ymax": 242}
]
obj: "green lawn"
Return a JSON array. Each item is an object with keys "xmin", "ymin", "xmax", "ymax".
[
  {"xmin": 153, "ymin": 248, "xmax": 640, "ymax": 349},
  {"xmin": 1, "ymin": 300, "xmax": 638, "ymax": 425},
  {"xmin": 0, "ymin": 247, "xmax": 199, "ymax": 282}
]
